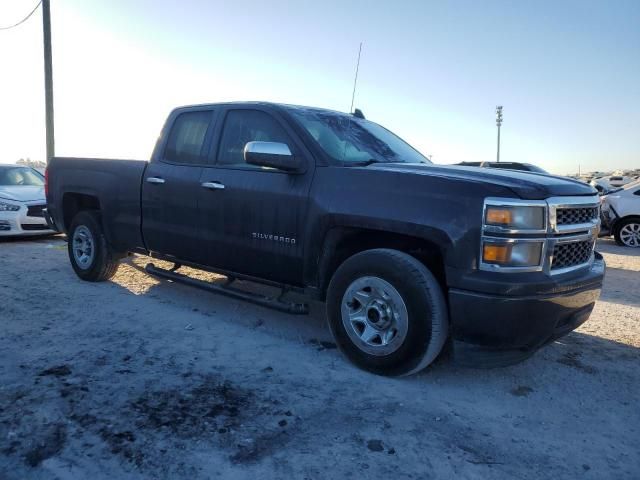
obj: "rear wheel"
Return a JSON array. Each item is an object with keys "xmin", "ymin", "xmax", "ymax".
[
  {"xmin": 614, "ymin": 218, "xmax": 640, "ymax": 247},
  {"xmin": 68, "ymin": 211, "xmax": 120, "ymax": 281},
  {"xmin": 326, "ymin": 249, "xmax": 448, "ymax": 376}
]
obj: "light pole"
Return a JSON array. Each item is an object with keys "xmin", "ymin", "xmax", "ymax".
[
  {"xmin": 495, "ymin": 106, "xmax": 503, "ymax": 163},
  {"xmin": 42, "ymin": 0, "xmax": 55, "ymax": 164}
]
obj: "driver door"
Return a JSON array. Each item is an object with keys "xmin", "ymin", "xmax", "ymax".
[{"xmin": 196, "ymin": 107, "xmax": 314, "ymax": 285}]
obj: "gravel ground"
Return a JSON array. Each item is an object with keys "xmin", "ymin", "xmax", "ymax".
[{"xmin": 0, "ymin": 236, "xmax": 638, "ymax": 479}]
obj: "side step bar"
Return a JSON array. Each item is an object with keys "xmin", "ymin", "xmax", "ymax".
[{"xmin": 145, "ymin": 263, "xmax": 309, "ymax": 315}]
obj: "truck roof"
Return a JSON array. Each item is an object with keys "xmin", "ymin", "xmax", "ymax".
[{"xmin": 172, "ymin": 101, "xmax": 349, "ymax": 116}]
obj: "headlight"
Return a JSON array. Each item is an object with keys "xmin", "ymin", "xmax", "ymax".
[
  {"xmin": 485, "ymin": 205, "xmax": 546, "ymax": 231},
  {"xmin": 0, "ymin": 201, "xmax": 20, "ymax": 212},
  {"xmin": 482, "ymin": 241, "xmax": 543, "ymax": 267}
]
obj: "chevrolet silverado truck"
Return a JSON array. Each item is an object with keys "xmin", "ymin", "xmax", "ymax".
[{"xmin": 45, "ymin": 102, "xmax": 605, "ymax": 375}]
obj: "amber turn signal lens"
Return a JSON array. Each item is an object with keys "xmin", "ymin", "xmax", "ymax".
[
  {"xmin": 483, "ymin": 244, "xmax": 511, "ymax": 263},
  {"xmin": 485, "ymin": 208, "xmax": 513, "ymax": 225}
]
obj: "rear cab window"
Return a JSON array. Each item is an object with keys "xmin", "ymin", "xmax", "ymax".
[{"xmin": 164, "ymin": 111, "xmax": 214, "ymax": 165}]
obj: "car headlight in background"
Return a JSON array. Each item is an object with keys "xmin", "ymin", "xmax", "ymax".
[
  {"xmin": 0, "ymin": 201, "xmax": 21, "ymax": 212},
  {"xmin": 485, "ymin": 205, "xmax": 546, "ymax": 231},
  {"xmin": 482, "ymin": 241, "xmax": 543, "ymax": 267}
]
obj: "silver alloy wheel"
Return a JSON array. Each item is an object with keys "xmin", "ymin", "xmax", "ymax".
[
  {"xmin": 341, "ymin": 276, "xmax": 409, "ymax": 356},
  {"xmin": 72, "ymin": 225, "xmax": 95, "ymax": 269},
  {"xmin": 620, "ymin": 222, "xmax": 640, "ymax": 247}
]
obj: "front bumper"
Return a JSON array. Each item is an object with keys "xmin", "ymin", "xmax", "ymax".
[
  {"xmin": 599, "ymin": 206, "xmax": 619, "ymax": 236},
  {"xmin": 0, "ymin": 202, "xmax": 55, "ymax": 237},
  {"xmin": 448, "ymin": 253, "xmax": 605, "ymax": 367},
  {"xmin": 43, "ymin": 207, "xmax": 60, "ymax": 232}
]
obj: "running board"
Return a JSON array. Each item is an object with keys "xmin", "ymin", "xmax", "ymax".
[{"xmin": 145, "ymin": 263, "xmax": 309, "ymax": 315}]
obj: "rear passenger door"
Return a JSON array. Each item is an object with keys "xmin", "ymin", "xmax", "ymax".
[
  {"xmin": 141, "ymin": 109, "xmax": 216, "ymax": 262},
  {"xmin": 196, "ymin": 107, "xmax": 314, "ymax": 285}
]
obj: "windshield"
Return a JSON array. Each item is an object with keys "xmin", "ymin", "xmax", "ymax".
[
  {"xmin": 0, "ymin": 167, "xmax": 44, "ymax": 186},
  {"xmin": 290, "ymin": 108, "xmax": 430, "ymax": 165}
]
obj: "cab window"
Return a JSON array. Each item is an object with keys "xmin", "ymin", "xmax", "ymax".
[{"xmin": 164, "ymin": 111, "xmax": 213, "ymax": 164}]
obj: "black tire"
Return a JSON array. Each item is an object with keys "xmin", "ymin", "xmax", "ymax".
[
  {"xmin": 68, "ymin": 211, "xmax": 120, "ymax": 281},
  {"xmin": 613, "ymin": 217, "xmax": 640, "ymax": 247},
  {"xmin": 326, "ymin": 249, "xmax": 448, "ymax": 376}
]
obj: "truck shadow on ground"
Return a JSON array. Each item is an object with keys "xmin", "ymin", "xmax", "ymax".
[
  {"xmin": 120, "ymin": 256, "xmax": 334, "ymax": 347},
  {"xmin": 600, "ymin": 266, "xmax": 640, "ymax": 308},
  {"xmin": 419, "ymin": 330, "xmax": 640, "ymax": 403},
  {"xmin": 5, "ymin": 237, "xmax": 637, "ymax": 381},
  {"xmin": 119, "ymin": 255, "xmax": 639, "ymax": 381},
  {"xmin": 2, "ymin": 237, "xmax": 639, "ymax": 478},
  {"xmin": 597, "ymin": 238, "xmax": 640, "ymax": 256}
]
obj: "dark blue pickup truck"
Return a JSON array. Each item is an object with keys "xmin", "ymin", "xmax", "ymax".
[{"xmin": 46, "ymin": 102, "xmax": 605, "ymax": 375}]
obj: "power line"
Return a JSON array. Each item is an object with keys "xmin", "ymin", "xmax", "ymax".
[{"xmin": 0, "ymin": 1, "xmax": 42, "ymax": 31}]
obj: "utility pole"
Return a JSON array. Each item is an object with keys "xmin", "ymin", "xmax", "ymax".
[
  {"xmin": 42, "ymin": 0, "xmax": 55, "ymax": 163},
  {"xmin": 495, "ymin": 106, "xmax": 503, "ymax": 162}
]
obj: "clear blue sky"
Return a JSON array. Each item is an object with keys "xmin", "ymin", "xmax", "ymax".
[{"xmin": 1, "ymin": 0, "xmax": 638, "ymax": 173}]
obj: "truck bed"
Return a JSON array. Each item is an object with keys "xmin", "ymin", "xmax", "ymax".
[{"xmin": 47, "ymin": 157, "xmax": 148, "ymax": 253}]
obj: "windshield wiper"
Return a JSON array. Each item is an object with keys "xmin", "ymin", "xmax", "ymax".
[
  {"xmin": 347, "ymin": 159, "xmax": 380, "ymax": 167},
  {"xmin": 346, "ymin": 158, "xmax": 411, "ymax": 167}
]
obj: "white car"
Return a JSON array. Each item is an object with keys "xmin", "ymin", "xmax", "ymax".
[
  {"xmin": 0, "ymin": 165, "xmax": 56, "ymax": 237},
  {"xmin": 590, "ymin": 177, "xmax": 613, "ymax": 194},
  {"xmin": 601, "ymin": 180, "xmax": 640, "ymax": 247}
]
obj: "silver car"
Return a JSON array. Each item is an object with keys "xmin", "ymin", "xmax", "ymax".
[{"xmin": 0, "ymin": 165, "xmax": 55, "ymax": 237}]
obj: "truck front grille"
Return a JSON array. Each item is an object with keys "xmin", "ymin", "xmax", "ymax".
[
  {"xmin": 556, "ymin": 206, "xmax": 599, "ymax": 226},
  {"xmin": 481, "ymin": 196, "xmax": 600, "ymax": 274},
  {"xmin": 551, "ymin": 240, "xmax": 594, "ymax": 271}
]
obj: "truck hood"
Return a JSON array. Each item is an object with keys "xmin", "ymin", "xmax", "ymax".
[
  {"xmin": 0, "ymin": 185, "xmax": 46, "ymax": 203},
  {"xmin": 369, "ymin": 163, "xmax": 596, "ymax": 200}
]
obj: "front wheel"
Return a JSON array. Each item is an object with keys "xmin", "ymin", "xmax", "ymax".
[
  {"xmin": 614, "ymin": 218, "xmax": 640, "ymax": 247},
  {"xmin": 326, "ymin": 249, "xmax": 448, "ymax": 376},
  {"xmin": 68, "ymin": 211, "xmax": 120, "ymax": 281}
]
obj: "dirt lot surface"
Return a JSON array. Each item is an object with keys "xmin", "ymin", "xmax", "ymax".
[{"xmin": 1, "ymin": 236, "xmax": 638, "ymax": 479}]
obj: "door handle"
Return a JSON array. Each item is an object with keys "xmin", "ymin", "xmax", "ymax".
[
  {"xmin": 146, "ymin": 177, "xmax": 165, "ymax": 185},
  {"xmin": 201, "ymin": 181, "xmax": 225, "ymax": 190}
]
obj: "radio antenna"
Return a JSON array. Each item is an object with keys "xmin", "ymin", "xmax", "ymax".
[{"xmin": 349, "ymin": 42, "xmax": 363, "ymax": 113}]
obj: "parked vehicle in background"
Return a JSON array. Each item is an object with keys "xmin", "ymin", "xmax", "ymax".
[
  {"xmin": 456, "ymin": 161, "xmax": 548, "ymax": 174},
  {"xmin": 599, "ymin": 174, "xmax": 634, "ymax": 188},
  {"xmin": 590, "ymin": 177, "xmax": 614, "ymax": 195},
  {"xmin": 590, "ymin": 174, "xmax": 637, "ymax": 195},
  {"xmin": 46, "ymin": 102, "xmax": 605, "ymax": 376},
  {"xmin": 600, "ymin": 180, "xmax": 640, "ymax": 247},
  {"xmin": 0, "ymin": 165, "xmax": 55, "ymax": 237}
]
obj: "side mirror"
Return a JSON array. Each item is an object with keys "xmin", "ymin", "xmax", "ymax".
[{"xmin": 243, "ymin": 141, "xmax": 303, "ymax": 173}]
